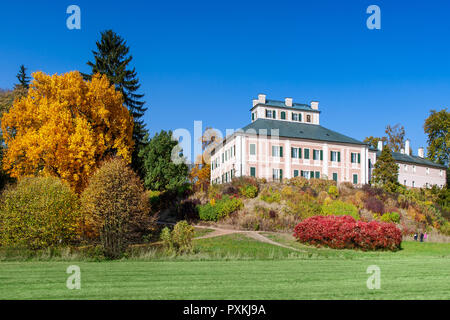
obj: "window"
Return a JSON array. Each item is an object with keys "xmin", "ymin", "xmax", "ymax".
[
  {"xmin": 272, "ymin": 146, "xmax": 283, "ymax": 157},
  {"xmin": 332, "ymin": 173, "xmax": 338, "ymax": 182},
  {"xmin": 252, "ymin": 113, "xmax": 255, "ymax": 121},
  {"xmin": 272, "ymin": 169, "xmax": 283, "ymax": 180},
  {"xmin": 306, "ymin": 114, "xmax": 311, "ymax": 122},
  {"xmin": 221, "ymin": 153, "xmax": 224, "ymax": 163},
  {"xmin": 304, "ymin": 148, "xmax": 310, "ymax": 159},
  {"xmin": 426, "ymin": 168, "xmax": 430, "ymax": 175},
  {"xmin": 313, "ymin": 149, "xmax": 321, "ymax": 160},
  {"xmin": 404, "ymin": 180, "xmax": 407, "ymax": 185},
  {"xmin": 292, "ymin": 113, "xmax": 298, "ymax": 121},
  {"xmin": 351, "ymin": 153, "xmax": 361, "ymax": 163},
  {"xmin": 293, "ymin": 170, "xmax": 299, "ymax": 177},
  {"xmin": 413, "ymin": 165, "xmax": 416, "ymax": 172},
  {"xmin": 233, "ymin": 145, "xmax": 236, "ymax": 157},
  {"xmin": 353, "ymin": 174, "xmax": 358, "ymax": 184},
  {"xmin": 299, "ymin": 113, "xmax": 302, "ymax": 122},
  {"xmin": 300, "ymin": 170, "xmax": 309, "ymax": 179},
  {"xmin": 440, "ymin": 170, "xmax": 444, "ymax": 177},
  {"xmin": 412, "ymin": 181, "xmax": 415, "ymax": 187},
  {"xmin": 281, "ymin": 111, "xmax": 286, "ymax": 120},
  {"xmin": 331, "ymin": 151, "xmax": 341, "ymax": 162},
  {"xmin": 291, "ymin": 147, "xmax": 298, "ymax": 158},
  {"xmin": 404, "ymin": 164, "xmax": 408, "ymax": 172},
  {"xmin": 266, "ymin": 109, "xmax": 274, "ymax": 118},
  {"xmin": 250, "ymin": 144, "xmax": 256, "ymax": 155},
  {"xmin": 272, "ymin": 110, "xmax": 276, "ymax": 119},
  {"xmin": 250, "ymin": 167, "xmax": 256, "ymax": 177},
  {"xmin": 315, "ymin": 171, "xmax": 320, "ymax": 179}
]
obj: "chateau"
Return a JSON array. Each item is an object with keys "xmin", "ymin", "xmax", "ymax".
[{"xmin": 210, "ymin": 94, "xmax": 446, "ymax": 188}]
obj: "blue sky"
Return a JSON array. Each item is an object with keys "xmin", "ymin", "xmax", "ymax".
[{"xmin": 1, "ymin": 0, "xmax": 449, "ymax": 158}]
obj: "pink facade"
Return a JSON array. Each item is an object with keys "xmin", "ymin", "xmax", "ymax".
[{"xmin": 210, "ymin": 95, "xmax": 447, "ymax": 189}]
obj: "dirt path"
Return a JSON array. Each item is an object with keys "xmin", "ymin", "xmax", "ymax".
[{"xmin": 189, "ymin": 224, "xmax": 306, "ymax": 253}]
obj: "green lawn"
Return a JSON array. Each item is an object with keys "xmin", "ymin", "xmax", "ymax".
[{"xmin": 0, "ymin": 234, "xmax": 449, "ymax": 299}]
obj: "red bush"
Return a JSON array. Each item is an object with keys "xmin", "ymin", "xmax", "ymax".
[{"xmin": 293, "ymin": 215, "xmax": 402, "ymax": 251}]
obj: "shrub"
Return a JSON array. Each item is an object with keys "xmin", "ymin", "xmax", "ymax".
[
  {"xmin": 160, "ymin": 221, "xmax": 195, "ymax": 255},
  {"xmin": 293, "ymin": 215, "xmax": 402, "ymax": 251},
  {"xmin": 0, "ymin": 176, "xmax": 81, "ymax": 249},
  {"xmin": 197, "ymin": 194, "xmax": 243, "ymax": 221},
  {"xmin": 288, "ymin": 177, "xmax": 308, "ymax": 188},
  {"xmin": 239, "ymin": 184, "xmax": 258, "ymax": 198},
  {"xmin": 364, "ymin": 197, "xmax": 385, "ymax": 214},
  {"xmin": 81, "ymin": 158, "xmax": 157, "ymax": 259},
  {"xmin": 176, "ymin": 199, "xmax": 200, "ymax": 221},
  {"xmin": 260, "ymin": 187, "xmax": 281, "ymax": 203},
  {"xmin": 322, "ymin": 200, "xmax": 360, "ymax": 220},
  {"xmin": 380, "ymin": 212, "xmax": 400, "ymax": 224},
  {"xmin": 284, "ymin": 193, "xmax": 323, "ymax": 219},
  {"xmin": 309, "ymin": 178, "xmax": 336, "ymax": 194},
  {"xmin": 327, "ymin": 185, "xmax": 339, "ymax": 198}
]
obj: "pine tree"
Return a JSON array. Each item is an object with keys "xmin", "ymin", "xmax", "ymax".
[
  {"xmin": 84, "ymin": 30, "xmax": 148, "ymax": 174},
  {"xmin": 15, "ymin": 65, "xmax": 30, "ymax": 90},
  {"xmin": 372, "ymin": 145, "xmax": 399, "ymax": 192}
]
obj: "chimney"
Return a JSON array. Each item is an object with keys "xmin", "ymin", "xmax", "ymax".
[
  {"xmin": 418, "ymin": 147, "xmax": 424, "ymax": 158},
  {"xmin": 310, "ymin": 101, "xmax": 319, "ymax": 110},
  {"xmin": 258, "ymin": 94, "xmax": 266, "ymax": 104},
  {"xmin": 377, "ymin": 140, "xmax": 383, "ymax": 151},
  {"xmin": 405, "ymin": 139, "xmax": 410, "ymax": 155},
  {"xmin": 252, "ymin": 99, "xmax": 259, "ymax": 107},
  {"xmin": 285, "ymin": 98, "xmax": 293, "ymax": 107}
]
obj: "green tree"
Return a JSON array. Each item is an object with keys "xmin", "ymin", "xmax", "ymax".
[
  {"xmin": 372, "ymin": 145, "xmax": 399, "ymax": 192},
  {"xmin": 424, "ymin": 108, "xmax": 449, "ymax": 185},
  {"xmin": 140, "ymin": 130, "xmax": 189, "ymax": 192},
  {"xmin": 84, "ymin": 30, "xmax": 148, "ymax": 175},
  {"xmin": 15, "ymin": 65, "xmax": 30, "ymax": 90}
]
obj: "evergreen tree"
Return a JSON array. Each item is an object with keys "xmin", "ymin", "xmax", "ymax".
[
  {"xmin": 84, "ymin": 30, "xmax": 148, "ymax": 174},
  {"xmin": 372, "ymin": 145, "xmax": 399, "ymax": 192},
  {"xmin": 139, "ymin": 130, "xmax": 189, "ymax": 193},
  {"xmin": 15, "ymin": 65, "xmax": 30, "ymax": 90}
]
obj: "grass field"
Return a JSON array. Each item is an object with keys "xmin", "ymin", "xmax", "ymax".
[{"xmin": 1, "ymin": 234, "xmax": 449, "ymax": 299}]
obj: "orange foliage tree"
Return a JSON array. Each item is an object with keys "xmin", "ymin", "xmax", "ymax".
[
  {"xmin": 189, "ymin": 127, "xmax": 222, "ymax": 190},
  {"xmin": 1, "ymin": 71, "xmax": 134, "ymax": 192}
]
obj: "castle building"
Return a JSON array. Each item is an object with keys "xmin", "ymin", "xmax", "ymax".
[{"xmin": 210, "ymin": 94, "xmax": 446, "ymax": 188}]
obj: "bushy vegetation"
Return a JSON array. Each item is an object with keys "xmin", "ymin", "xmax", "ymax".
[
  {"xmin": 379, "ymin": 212, "xmax": 401, "ymax": 223},
  {"xmin": 293, "ymin": 215, "xmax": 402, "ymax": 251},
  {"xmin": 160, "ymin": 221, "xmax": 195, "ymax": 255},
  {"xmin": 81, "ymin": 158, "xmax": 157, "ymax": 259},
  {"xmin": 322, "ymin": 200, "xmax": 360, "ymax": 220},
  {"xmin": 197, "ymin": 194, "xmax": 243, "ymax": 221},
  {"xmin": 0, "ymin": 176, "xmax": 80, "ymax": 249}
]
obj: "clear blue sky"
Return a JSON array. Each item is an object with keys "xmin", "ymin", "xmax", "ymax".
[{"xmin": 1, "ymin": 0, "xmax": 449, "ymax": 157}]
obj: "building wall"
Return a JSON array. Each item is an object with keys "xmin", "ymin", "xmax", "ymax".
[
  {"xmin": 397, "ymin": 162, "xmax": 446, "ymax": 188},
  {"xmin": 211, "ymin": 134, "xmax": 369, "ymax": 185}
]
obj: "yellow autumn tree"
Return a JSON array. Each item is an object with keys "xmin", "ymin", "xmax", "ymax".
[{"xmin": 1, "ymin": 71, "xmax": 134, "ymax": 192}]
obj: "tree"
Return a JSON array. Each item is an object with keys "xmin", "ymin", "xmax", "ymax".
[
  {"xmin": 1, "ymin": 71, "xmax": 133, "ymax": 192},
  {"xmin": 364, "ymin": 136, "xmax": 387, "ymax": 149},
  {"xmin": 81, "ymin": 158, "xmax": 156, "ymax": 259},
  {"xmin": 84, "ymin": 30, "xmax": 148, "ymax": 174},
  {"xmin": 372, "ymin": 145, "xmax": 399, "ymax": 192},
  {"xmin": 15, "ymin": 65, "xmax": 31, "ymax": 90},
  {"xmin": 189, "ymin": 127, "xmax": 222, "ymax": 190},
  {"xmin": 424, "ymin": 108, "xmax": 450, "ymax": 185},
  {"xmin": 139, "ymin": 130, "xmax": 189, "ymax": 192},
  {"xmin": 385, "ymin": 124, "xmax": 405, "ymax": 153}
]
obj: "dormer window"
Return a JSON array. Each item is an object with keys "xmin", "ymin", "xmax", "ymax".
[
  {"xmin": 292, "ymin": 113, "xmax": 298, "ymax": 121},
  {"xmin": 281, "ymin": 111, "xmax": 286, "ymax": 120},
  {"xmin": 306, "ymin": 114, "xmax": 311, "ymax": 123}
]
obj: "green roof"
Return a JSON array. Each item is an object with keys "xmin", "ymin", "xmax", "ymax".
[
  {"xmin": 239, "ymin": 119, "xmax": 366, "ymax": 146},
  {"xmin": 251, "ymin": 99, "xmax": 320, "ymax": 113},
  {"xmin": 376, "ymin": 150, "xmax": 447, "ymax": 169}
]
